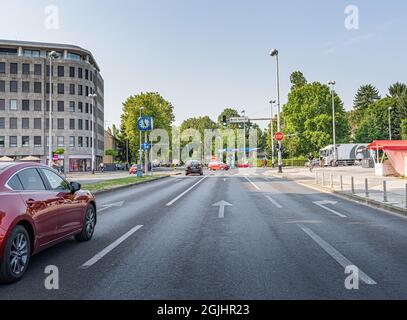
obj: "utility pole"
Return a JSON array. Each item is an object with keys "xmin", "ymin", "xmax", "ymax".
[{"xmin": 269, "ymin": 100, "xmax": 276, "ymax": 168}]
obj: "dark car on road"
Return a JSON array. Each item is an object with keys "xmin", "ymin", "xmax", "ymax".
[
  {"xmin": 185, "ymin": 160, "xmax": 203, "ymax": 176},
  {"xmin": 0, "ymin": 162, "xmax": 96, "ymax": 284}
]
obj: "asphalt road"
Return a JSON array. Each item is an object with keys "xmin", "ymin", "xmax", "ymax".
[{"xmin": 2, "ymin": 169, "xmax": 407, "ymax": 299}]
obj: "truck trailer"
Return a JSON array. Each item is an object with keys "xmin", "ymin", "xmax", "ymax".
[{"xmin": 319, "ymin": 144, "xmax": 370, "ymax": 166}]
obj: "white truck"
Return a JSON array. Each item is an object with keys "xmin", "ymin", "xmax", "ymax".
[{"xmin": 319, "ymin": 144, "xmax": 370, "ymax": 167}]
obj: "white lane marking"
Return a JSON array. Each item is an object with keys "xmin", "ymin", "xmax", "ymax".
[
  {"xmin": 98, "ymin": 201, "xmax": 125, "ymax": 212},
  {"xmin": 80, "ymin": 225, "xmax": 143, "ymax": 269},
  {"xmin": 299, "ymin": 225, "xmax": 377, "ymax": 285},
  {"xmin": 166, "ymin": 176, "xmax": 208, "ymax": 206},
  {"xmin": 265, "ymin": 195, "xmax": 283, "ymax": 209},
  {"xmin": 244, "ymin": 176, "xmax": 261, "ymax": 191},
  {"xmin": 213, "ymin": 200, "xmax": 233, "ymax": 218},
  {"xmin": 313, "ymin": 200, "xmax": 347, "ymax": 218}
]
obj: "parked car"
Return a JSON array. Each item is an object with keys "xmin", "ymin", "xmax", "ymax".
[
  {"xmin": 208, "ymin": 161, "xmax": 230, "ymax": 171},
  {"xmin": 185, "ymin": 160, "xmax": 203, "ymax": 176},
  {"xmin": 0, "ymin": 162, "xmax": 96, "ymax": 283},
  {"xmin": 129, "ymin": 164, "xmax": 145, "ymax": 175},
  {"xmin": 236, "ymin": 163, "xmax": 250, "ymax": 168}
]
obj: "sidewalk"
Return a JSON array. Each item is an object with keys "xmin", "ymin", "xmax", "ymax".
[{"xmin": 275, "ymin": 166, "xmax": 407, "ymax": 214}]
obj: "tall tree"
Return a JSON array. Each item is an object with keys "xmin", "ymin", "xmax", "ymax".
[
  {"xmin": 290, "ymin": 71, "xmax": 307, "ymax": 90},
  {"xmin": 283, "ymin": 79, "xmax": 350, "ymax": 157},
  {"xmin": 121, "ymin": 92, "xmax": 175, "ymax": 161},
  {"xmin": 353, "ymin": 84, "xmax": 381, "ymax": 111},
  {"xmin": 388, "ymin": 82, "xmax": 407, "ymax": 98}
]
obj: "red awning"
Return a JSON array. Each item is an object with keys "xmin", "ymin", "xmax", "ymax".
[{"xmin": 367, "ymin": 140, "xmax": 407, "ymax": 151}]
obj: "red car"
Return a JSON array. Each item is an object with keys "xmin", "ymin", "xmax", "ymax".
[
  {"xmin": 129, "ymin": 164, "xmax": 145, "ymax": 175},
  {"xmin": 208, "ymin": 161, "xmax": 230, "ymax": 171},
  {"xmin": 0, "ymin": 162, "xmax": 96, "ymax": 283}
]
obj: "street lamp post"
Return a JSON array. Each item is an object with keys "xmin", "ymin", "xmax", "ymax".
[
  {"xmin": 88, "ymin": 93, "xmax": 97, "ymax": 174},
  {"xmin": 270, "ymin": 49, "xmax": 283, "ymax": 173},
  {"xmin": 48, "ymin": 51, "xmax": 59, "ymax": 168},
  {"xmin": 328, "ymin": 81, "xmax": 337, "ymax": 166},
  {"xmin": 139, "ymin": 107, "xmax": 144, "ymax": 176},
  {"xmin": 241, "ymin": 109, "xmax": 246, "ymax": 163},
  {"xmin": 269, "ymin": 100, "xmax": 276, "ymax": 168},
  {"xmin": 389, "ymin": 107, "xmax": 393, "ymax": 140}
]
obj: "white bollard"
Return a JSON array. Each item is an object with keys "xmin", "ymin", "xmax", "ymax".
[
  {"xmin": 365, "ymin": 178, "xmax": 369, "ymax": 198},
  {"xmin": 383, "ymin": 181, "xmax": 388, "ymax": 203}
]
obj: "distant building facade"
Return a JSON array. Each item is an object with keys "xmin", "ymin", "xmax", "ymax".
[{"xmin": 0, "ymin": 40, "xmax": 104, "ymax": 172}]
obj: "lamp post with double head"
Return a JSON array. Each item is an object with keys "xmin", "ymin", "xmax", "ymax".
[
  {"xmin": 270, "ymin": 49, "xmax": 283, "ymax": 173},
  {"xmin": 48, "ymin": 51, "xmax": 59, "ymax": 168},
  {"xmin": 328, "ymin": 81, "xmax": 337, "ymax": 166},
  {"xmin": 88, "ymin": 93, "xmax": 97, "ymax": 174}
]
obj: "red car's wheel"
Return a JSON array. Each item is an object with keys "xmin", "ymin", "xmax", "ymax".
[
  {"xmin": 75, "ymin": 204, "xmax": 96, "ymax": 242},
  {"xmin": 0, "ymin": 225, "xmax": 31, "ymax": 284}
]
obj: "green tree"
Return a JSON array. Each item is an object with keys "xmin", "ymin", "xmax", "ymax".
[
  {"xmin": 355, "ymin": 97, "xmax": 398, "ymax": 142},
  {"xmin": 388, "ymin": 82, "xmax": 407, "ymax": 98},
  {"xmin": 401, "ymin": 119, "xmax": 407, "ymax": 140},
  {"xmin": 353, "ymin": 84, "xmax": 381, "ymax": 111},
  {"xmin": 283, "ymin": 79, "xmax": 350, "ymax": 157},
  {"xmin": 290, "ymin": 71, "xmax": 307, "ymax": 90},
  {"xmin": 121, "ymin": 92, "xmax": 175, "ymax": 161}
]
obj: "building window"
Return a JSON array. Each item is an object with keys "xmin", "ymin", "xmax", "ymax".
[
  {"xmin": 78, "ymin": 119, "xmax": 83, "ymax": 130},
  {"xmin": 69, "ymin": 101, "xmax": 75, "ymax": 112},
  {"xmin": 57, "ymin": 119, "xmax": 64, "ymax": 130},
  {"xmin": 22, "ymin": 81, "xmax": 30, "ymax": 93},
  {"xmin": 22, "ymin": 136, "xmax": 30, "ymax": 147},
  {"xmin": 0, "ymin": 118, "xmax": 4, "ymax": 129},
  {"xmin": 0, "ymin": 136, "xmax": 4, "ymax": 148},
  {"xmin": 10, "ymin": 81, "xmax": 18, "ymax": 92},
  {"xmin": 85, "ymin": 120, "xmax": 89, "ymax": 131},
  {"xmin": 78, "ymin": 85, "xmax": 83, "ymax": 96},
  {"xmin": 34, "ymin": 64, "xmax": 42, "ymax": 76},
  {"xmin": 78, "ymin": 136, "xmax": 83, "ymax": 147},
  {"xmin": 22, "ymin": 63, "xmax": 30, "ymax": 75},
  {"xmin": 67, "ymin": 52, "xmax": 81, "ymax": 61},
  {"xmin": 34, "ymin": 136, "xmax": 42, "ymax": 147},
  {"xmin": 22, "ymin": 100, "xmax": 30, "ymax": 111},
  {"xmin": 0, "ymin": 80, "xmax": 5, "ymax": 92},
  {"xmin": 86, "ymin": 137, "xmax": 89, "ymax": 148},
  {"xmin": 78, "ymin": 102, "xmax": 83, "ymax": 112},
  {"xmin": 90, "ymin": 71, "xmax": 93, "ymax": 82},
  {"xmin": 46, "ymin": 65, "xmax": 54, "ymax": 77},
  {"xmin": 23, "ymin": 49, "xmax": 40, "ymax": 57},
  {"xmin": 34, "ymin": 82, "xmax": 42, "ymax": 93},
  {"xmin": 69, "ymin": 66, "xmax": 75, "ymax": 77},
  {"xmin": 46, "ymin": 101, "xmax": 53, "ymax": 112},
  {"xmin": 69, "ymin": 84, "xmax": 75, "ymax": 95},
  {"xmin": 57, "ymin": 83, "xmax": 64, "ymax": 94},
  {"xmin": 85, "ymin": 103, "xmax": 89, "ymax": 113},
  {"xmin": 69, "ymin": 119, "xmax": 75, "ymax": 130},
  {"xmin": 69, "ymin": 136, "xmax": 75, "ymax": 147},
  {"xmin": 78, "ymin": 68, "xmax": 83, "ymax": 78},
  {"xmin": 34, "ymin": 118, "xmax": 41, "ymax": 129},
  {"xmin": 0, "ymin": 99, "xmax": 4, "ymax": 111},
  {"xmin": 9, "ymin": 136, "xmax": 17, "ymax": 148},
  {"xmin": 57, "ymin": 66, "xmax": 65, "ymax": 77},
  {"xmin": 9, "ymin": 99, "xmax": 17, "ymax": 111},
  {"xmin": 34, "ymin": 100, "xmax": 42, "ymax": 111},
  {"xmin": 10, "ymin": 63, "xmax": 18, "ymax": 74},
  {"xmin": 85, "ymin": 69, "xmax": 89, "ymax": 80},
  {"xmin": 22, "ymin": 118, "xmax": 29, "ymax": 129},
  {"xmin": 9, "ymin": 118, "xmax": 17, "ymax": 129},
  {"xmin": 57, "ymin": 136, "xmax": 64, "ymax": 147},
  {"xmin": 46, "ymin": 83, "xmax": 53, "ymax": 94},
  {"xmin": 0, "ymin": 62, "xmax": 5, "ymax": 74},
  {"xmin": 57, "ymin": 101, "xmax": 64, "ymax": 112},
  {"xmin": 85, "ymin": 86, "xmax": 89, "ymax": 97}
]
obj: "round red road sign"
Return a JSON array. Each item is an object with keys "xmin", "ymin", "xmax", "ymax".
[{"xmin": 275, "ymin": 132, "xmax": 285, "ymax": 141}]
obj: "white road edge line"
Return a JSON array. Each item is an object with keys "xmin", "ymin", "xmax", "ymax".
[
  {"xmin": 244, "ymin": 176, "xmax": 261, "ymax": 191},
  {"xmin": 313, "ymin": 201, "xmax": 347, "ymax": 218},
  {"xmin": 166, "ymin": 176, "xmax": 208, "ymax": 206},
  {"xmin": 299, "ymin": 225, "xmax": 377, "ymax": 285},
  {"xmin": 265, "ymin": 195, "xmax": 283, "ymax": 209},
  {"xmin": 80, "ymin": 225, "xmax": 143, "ymax": 269}
]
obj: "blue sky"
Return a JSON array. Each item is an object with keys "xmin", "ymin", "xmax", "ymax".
[{"xmin": 1, "ymin": 0, "xmax": 406, "ymax": 128}]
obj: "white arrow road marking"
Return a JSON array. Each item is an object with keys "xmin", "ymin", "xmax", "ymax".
[
  {"xmin": 80, "ymin": 225, "xmax": 143, "ymax": 269},
  {"xmin": 313, "ymin": 200, "xmax": 347, "ymax": 218},
  {"xmin": 98, "ymin": 201, "xmax": 125, "ymax": 212},
  {"xmin": 265, "ymin": 195, "xmax": 283, "ymax": 209},
  {"xmin": 213, "ymin": 200, "xmax": 233, "ymax": 218},
  {"xmin": 245, "ymin": 176, "xmax": 261, "ymax": 191},
  {"xmin": 166, "ymin": 176, "xmax": 208, "ymax": 206},
  {"xmin": 299, "ymin": 225, "xmax": 377, "ymax": 285}
]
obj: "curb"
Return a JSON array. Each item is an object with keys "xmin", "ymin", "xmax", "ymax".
[
  {"xmin": 91, "ymin": 175, "xmax": 171, "ymax": 196},
  {"xmin": 295, "ymin": 180, "xmax": 407, "ymax": 217}
]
